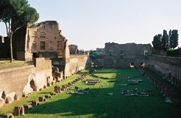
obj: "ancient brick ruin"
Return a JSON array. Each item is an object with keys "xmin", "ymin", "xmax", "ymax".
[
  {"xmin": 69, "ymin": 44, "xmax": 79, "ymax": 54},
  {"xmin": 96, "ymin": 42, "xmax": 152, "ymax": 68}
]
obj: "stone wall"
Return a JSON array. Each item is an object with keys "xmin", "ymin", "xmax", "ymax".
[
  {"xmin": 64, "ymin": 55, "xmax": 90, "ymax": 77},
  {"xmin": 9, "ymin": 20, "xmax": 68, "ymax": 61},
  {"xmin": 0, "ymin": 58, "xmax": 53, "ymax": 108},
  {"xmin": 0, "ymin": 65, "xmax": 35, "ymax": 98},
  {"xmin": 69, "ymin": 44, "xmax": 79, "ymax": 54},
  {"xmin": 97, "ymin": 55, "xmax": 149, "ymax": 68},
  {"xmin": 148, "ymin": 55, "xmax": 181, "ymax": 77},
  {"xmin": 28, "ymin": 21, "xmax": 66, "ymax": 58},
  {"xmin": 103, "ymin": 42, "xmax": 152, "ymax": 56},
  {"xmin": 147, "ymin": 55, "xmax": 181, "ymax": 89},
  {"xmin": 98, "ymin": 42, "xmax": 151, "ymax": 68}
]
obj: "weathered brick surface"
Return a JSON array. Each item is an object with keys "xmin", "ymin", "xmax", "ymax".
[
  {"xmin": 0, "ymin": 58, "xmax": 53, "ymax": 108},
  {"xmin": 0, "ymin": 65, "xmax": 35, "ymax": 98},
  {"xmin": 64, "ymin": 55, "xmax": 89, "ymax": 77}
]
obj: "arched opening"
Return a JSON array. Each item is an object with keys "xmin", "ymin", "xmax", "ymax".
[
  {"xmin": 30, "ymin": 80, "xmax": 37, "ymax": 91},
  {"xmin": 49, "ymin": 41, "xmax": 53, "ymax": 50},
  {"xmin": 40, "ymin": 32, "xmax": 46, "ymax": 38},
  {"xmin": 32, "ymin": 31, "xmax": 37, "ymax": 38},
  {"xmin": 130, "ymin": 63, "xmax": 134, "ymax": 68}
]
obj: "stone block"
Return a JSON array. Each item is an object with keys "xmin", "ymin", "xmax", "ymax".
[
  {"xmin": 50, "ymin": 91, "xmax": 56, "ymax": 95},
  {"xmin": 13, "ymin": 105, "xmax": 24, "ymax": 116},
  {"xmin": 3, "ymin": 113, "xmax": 14, "ymax": 118},
  {"xmin": 24, "ymin": 104, "xmax": 33, "ymax": 111},
  {"xmin": 32, "ymin": 100, "xmax": 40, "ymax": 106},
  {"xmin": 39, "ymin": 96, "xmax": 46, "ymax": 102},
  {"xmin": 45, "ymin": 94, "xmax": 51, "ymax": 98},
  {"xmin": 54, "ymin": 86, "xmax": 61, "ymax": 93},
  {"xmin": 60, "ymin": 88, "xmax": 66, "ymax": 91}
]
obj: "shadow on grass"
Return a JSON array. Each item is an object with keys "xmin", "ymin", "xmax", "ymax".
[
  {"xmin": 145, "ymin": 67, "xmax": 181, "ymax": 98},
  {"xmin": 39, "ymin": 92, "xmax": 51, "ymax": 94},
  {"xmin": 20, "ymin": 68, "xmax": 181, "ymax": 118}
]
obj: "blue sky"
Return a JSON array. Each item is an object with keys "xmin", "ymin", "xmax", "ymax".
[{"xmin": 0, "ymin": 0, "xmax": 181, "ymax": 50}]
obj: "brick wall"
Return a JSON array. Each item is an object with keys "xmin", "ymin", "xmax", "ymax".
[
  {"xmin": 0, "ymin": 58, "xmax": 53, "ymax": 108},
  {"xmin": 148, "ymin": 55, "xmax": 181, "ymax": 77},
  {"xmin": 64, "ymin": 55, "xmax": 90, "ymax": 77},
  {"xmin": 0, "ymin": 65, "xmax": 35, "ymax": 97}
]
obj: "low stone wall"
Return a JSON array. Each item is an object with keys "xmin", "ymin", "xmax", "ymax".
[
  {"xmin": 0, "ymin": 65, "xmax": 35, "ymax": 97},
  {"xmin": 148, "ymin": 55, "xmax": 181, "ymax": 89},
  {"xmin": 0, "ymin": 58, "xmax": 53, "ymax": 108},
  {"xmin": 148, "ymin": 55, "xmax": 181, "ymax": 76}
]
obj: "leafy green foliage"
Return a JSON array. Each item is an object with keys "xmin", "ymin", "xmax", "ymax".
[
  {"xmin": 152, "ymin": 34, "xmax": 162, "ymax": 51},
  {"xmin": 161, "ymin": 30, "xmax": 169, "ymax": 51},
  {"xmin": 0, "ymin": 0, "xmax": 39, "ymax": 62},
  {"xmin": 167, "ymin": 48, "xmax": 181, "ymax": 56},
  {"xmin": 170, "ymin": 30, "xmax": 178, "ymax": 49},
  {"xmin": 89, "ymin": 51, "xmax": 102, "ymax": 61},
  {"xmin": 152, "ymin": 29, "xmax": 179, "ymax": 54}
]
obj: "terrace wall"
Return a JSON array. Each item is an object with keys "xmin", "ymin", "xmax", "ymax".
[
  {"xmin": 148, "ymin": 55, "xmax": 181, "ymax": 86},
  {"xmin": 64, "ymin": 54, "xmax": 90, "ymax": 77},
  {"xmin": 0, "ymin": 58, "xmax": 53, "ymax": 108}
]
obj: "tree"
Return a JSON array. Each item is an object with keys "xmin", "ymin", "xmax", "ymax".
[
  {"xmin": 170, "ymin": 29, "xmax": 178, "ymax": 49},
  {"xmin": 152, "ymin": 34, "xmax": 162, "ymax": 53},
  {"xmin": 161, "ymin": 30, "xmax": 169, "ymax": 52},
  {"xmin": 0, "ymin": 0, "xmax": 39, "ymax": 62},
  {"xmin": 89, "ymin": 51, "xmax": 102, "ymax": 61}
]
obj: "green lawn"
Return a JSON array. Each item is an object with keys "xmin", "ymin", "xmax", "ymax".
[
  {"xmin": 0, "ymin": 58, "xmax": 33, "ymax": 70},
  {"xmin": 1, "ymin": 68, "xmax": 181, "ymax": 118}
]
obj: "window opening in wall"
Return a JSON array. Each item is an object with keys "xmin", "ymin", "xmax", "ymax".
[
  {"xmin": 40, "ymin": 32, "xmax": 46, "ymax": 38},
  {"xmin": 32, "ymin": 31, "xmax": 37, "ymax": 37},
  {"xmin": 140, "ymin": 63, "xmax": 145, "ymax": 67},
  {"xmin": 109, "ymin": 50, "xmax": 113, "ymax": 56},
  {"xmin": 54, "ymin": 37, "xmax": 56, "ymax": 39},
  {"xmin": 49, "ymin": 41, "xmax": 53, "ymax": 50},
  {"xmin": 32, "ymin": 41, "xmax": 36, "ymax": 50},
  {"xmin": 33, "ymin": 53, "xmax": 38, "ymax": 58},
  {"xmin": 57, "ymin": 41, "xmax": 61, "ymax": 50},
  {"xmin": 130, "ymin": 63, "xmax": 134, "ymax": 68},
  {"xmin": 144, "ymin": 50, "xmax": 148, "ymax": 56},
  {"xmin": 40, "ymin": 41, "xmax": 45, "ymax": 50},
  {"xmin": 120, "ymin": 50, "xmax": 124, "ymax": 55}
]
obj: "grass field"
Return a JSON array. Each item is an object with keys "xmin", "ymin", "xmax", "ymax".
[
  {"xmin": 1, "ymin": 68, "xmax": 181, "ymax": 118},
  {"xmin": 0, "ymin": 58, "xmax": 33, "ymax": 70}
]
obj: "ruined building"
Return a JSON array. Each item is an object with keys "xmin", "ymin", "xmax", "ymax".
[
  {"xmin": 69, "ymin": 44, "xmax": 79, "ymax": 54},
  {"xmin": 12, "ymin": 21, "xmax": 68, "ymax": 61},
  {"xmin": 97, "ymin": 42, "xmax": 152, "ymax": 68}
]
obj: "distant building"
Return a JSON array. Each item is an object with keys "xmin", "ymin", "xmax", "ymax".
[
  {"xmin": 69, "ymin": 44, "xmax": 79, "ymax": 54},
  {"xmin": 103, "ymin": 42, "xmax": 152, "ymax": 56},
  {"xmin": 96, "ymin": 42, "xmax": 152, "ymax": 68},
  {"xmin": 29, "ymin": 21, "xmax": 67, "ymax": 58},
  {"xmin": 11, "ymin": 21, "xmax": 68, "ymax": 60},
  {"xmin": 96, "ymin": 48, "xmax": 104, "ymax": 54}
]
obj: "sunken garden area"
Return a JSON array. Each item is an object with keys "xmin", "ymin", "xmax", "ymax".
[{"xmin": 0, "ymin": 68, "xmax": 181, "ymax": 118}]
